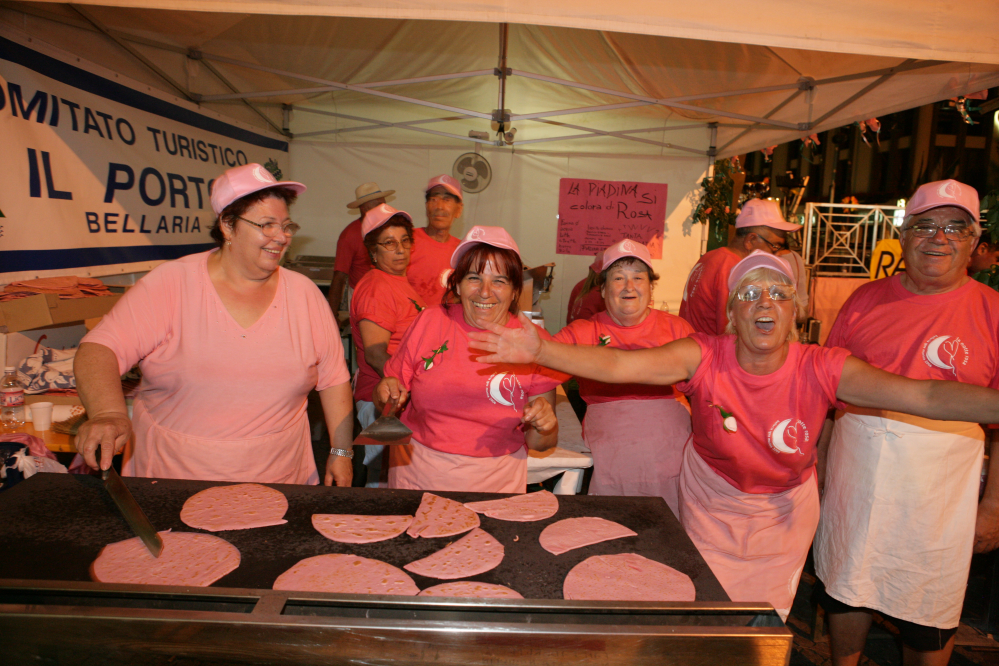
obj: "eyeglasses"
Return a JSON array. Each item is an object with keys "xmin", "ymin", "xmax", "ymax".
[
  {"xmin": 754, "ymin": 234, "xmax": 786, "ymax": 252},
  {"xmin": 238, "ymin": 217, "xmax": 300, "ymax": 237},
  {"xmin": 427, "ymin": 193, "xmax": 460, "ymax": 204},
  {"xmin": 736, "ymin": 284, "xmax": 795, "ymax": 302},
  {"xmin": 376, "ymin": 237, "xmax": 414, "ymax": 252},
  {"xmin": 903, "ymin": 223, "xmax": 973, "ymax": 241}
]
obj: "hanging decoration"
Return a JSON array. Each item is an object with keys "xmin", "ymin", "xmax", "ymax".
[
  {"xmin": 799, "ymin": 134, "xmax": 820, "ymax": 163},
  {"xmin": 760, "ymin": 146, "xmax": 776, "ymax": 163},
  {"xmin": 858, "ymin": 118, "xmax": 881, "ymax": 147}
]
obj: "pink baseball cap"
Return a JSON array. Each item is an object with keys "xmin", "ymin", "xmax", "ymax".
[
  {"xmin": 361, "ymin": 204, "xmax": 413, "ymax": 238},
  {"xmin": 735, "ymin": 198, "xmax": 802, "ymax": 231},
  {"xmin": 589, "ymin": 250, "xmax": 605, "ymax": 273},
  {"xmin": 450, "ymin": 226, "xmax": 521, "ymax": 268},
  {"xmin": 426, "ymin": 174, "xmax": 463, "ymax": 201},
  {"xmin": 727, "ymin": 250, "xmax": 795, "ymax": 292},
  {"xmin": 600, "ymin": 239, "xmax": 653, "ymax": 272},
  {"xmin": 210, "ymin": 163, "xmax": 306, "ymax": 216},
  {"xmin": 905, "ymin": 179, "xmax": 981, "ymax": 236}
]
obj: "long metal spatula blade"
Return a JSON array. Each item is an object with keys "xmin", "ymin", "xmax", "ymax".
[
  {"xmin": 354, "ymin": 398, "xmax": 412, "ymax": 447},
  {"xmin": 103, "ymin": 466, "xmax": 164, "ymax": 557}
]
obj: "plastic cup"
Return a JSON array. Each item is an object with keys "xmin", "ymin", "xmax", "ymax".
[{"xmin": 29, "ymin": 402, "xmax": 54, "ymax": 432}]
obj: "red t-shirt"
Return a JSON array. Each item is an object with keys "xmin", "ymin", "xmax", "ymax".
[
  {"xmin": 676, "ymin": 333, "xmax": 850, "ymax": 493},
  {"xmin": 333, "ymin": 218, "xmax": 372, "ymax": 288},
  {"xmin": 678, "ymin": 247, "xmax": 742, "ymax": 335},
  {"xmin": 827, "ymin": 274, "xmax": 999, "ymax": 391},
  {"xmin": 566, "ymin": 281, "xmax": 606, "ymax": 324},
  {"xmin": 384, "ymin": 305, "xmax": 566, "ymax": 457},
  {"xmin": 555, "ymin": 309, "xmax": 694, "ymax": 403},
  {"xmin": 350, "ymin": 270, "xmax": 426, "ymax": 402},
  {"xmin": 407, "ymin": 228, "xmax": 460, "ymax": 306}
]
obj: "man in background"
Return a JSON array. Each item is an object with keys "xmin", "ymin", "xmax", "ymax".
[{"xmin": 408, "ymin": 175, "xmax": 463, "ymax": 305}]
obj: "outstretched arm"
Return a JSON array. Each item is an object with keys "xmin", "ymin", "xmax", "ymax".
[
  {"xmin": 468, "ymin": 313, "xmax": 701, "ymax": 386},
  {"xmin": 836, "ymin": 356, "xmax": 999, "ymax": 424}
]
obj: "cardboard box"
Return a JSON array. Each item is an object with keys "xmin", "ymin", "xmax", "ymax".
[{"xmin": 0, "ymin": 293, "xmax": 122, "ymax": 333}]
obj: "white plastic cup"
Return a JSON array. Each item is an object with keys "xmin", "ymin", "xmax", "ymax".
[{"xmin": 29, "ymin": 402, "xmax": 54, "ymax": 432}]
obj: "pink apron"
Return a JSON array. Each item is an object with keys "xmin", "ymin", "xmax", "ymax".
[
  {"xmin": 123, "ymin": 398, "xmax": 319, "ymax": 484},
  {"xmin": 678, "ymin": 443, "xmax": 818, "ymax": 621},
  {"xmin": 388, "ymin": 438, "xmax": 527, "ymax": 493},
  {"xmin": 583, "ymin": 398, "xmax": 692, "ymax": 516}
]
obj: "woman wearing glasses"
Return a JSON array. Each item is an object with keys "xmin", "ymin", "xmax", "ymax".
[
  {"xmin": 349, "ymin": 204, "xmax": 425, "ymax": 483},
  {"xmin": 73, "ymin": 164, "xmax": 355, "ymax": 487},
  {"xmin": 469, "ymin": 249, "xmax": 999, "ymax": 620}
]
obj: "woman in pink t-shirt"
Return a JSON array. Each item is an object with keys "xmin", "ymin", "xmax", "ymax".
[
  {"xmin": 471, "ymin": 250, "xmax": 999, "ymax": 619},
  {"xmin": 555, "ymin": 240, "xmax": 693, "ymax": 513},
  {"xmin": 375, "ymin": 226, "xmax": 563, "ymax": 493},
  {"xmin": 73, "ymin": 164, "xmax": 354, "ymax": 486},
  {"xmin": 350, "ymin": 204, "xmax": 426, "ymax": 482}
]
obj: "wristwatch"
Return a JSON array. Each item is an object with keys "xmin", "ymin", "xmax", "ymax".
[{"xmin": 330, "ymin": 447, "xmax": 354, "ymax": 459}]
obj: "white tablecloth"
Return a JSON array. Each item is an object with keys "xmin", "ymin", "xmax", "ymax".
[{"xmin": 527, "ymin": 386, "xmax": 593, "ymax": 495}]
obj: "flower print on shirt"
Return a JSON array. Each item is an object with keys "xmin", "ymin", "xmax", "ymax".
[
  {"xmin": 709, "ymin": 402, "xmax": 738, "ymax": 433},
  {"xmin": 410, "ymin": 298, "xmax": 425, "ymax": 313},
  {"xmin": 598, "ymin": 334, "xmax": 612, "ymax": 347},
  {"xmin": 422, "ymin": 341, "xmax": 448, "ymax": 370}
]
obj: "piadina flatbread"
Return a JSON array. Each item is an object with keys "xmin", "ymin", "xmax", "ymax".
[
  {"xmin": 312, "ymin": 514, "xmax": 413, "ymax": 544},
  {"xmin": 404, "ymin": 528, "xmax": 504, "ymax": 579},
  {"xmin": 463, "ymin": 490, "xmax": 559, "ymax": 522},
  {"xmin": 419, "ymin": 581, "xmax": 522, "ymax": 599},
  {"xmin": 563, "ymin": 553, "xmax": 696, "ymax": 601},
  {"xmin": 180, "ymin": 483, "xmax": 288, "ymax": 532},
  {"xmin": 273, "ymin": 554, "xmax": 419, "ymax": 595},
  {"xmin": 91, "ymin": 531, "xmax": 240, "ymax": 587},
  {"xmin": 539, "ymin": 516, "xmax": 637, "ymax": 555},
  {"xmin": 406, "ymin": 492, "xmax": 480, "ymax": 538}
]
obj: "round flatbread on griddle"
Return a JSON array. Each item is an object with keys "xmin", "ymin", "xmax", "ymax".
[
  {"xmin": 538, "ymin": 516, "xmax": 636, "ymax": 555},
  {"xmin": 91, "ymin": 531, "xmax": 240, "ymax": 587},
  {"xmin": 407, "ymin": 492, "xmax": 480, "ymax": 538},
  {"xmin": 312, "ymin": 514, "xmax": 413, "ymax": 544},
  {"xmin": 563, "ymin": 553, "xmax": 695, "ymax": 601},
  {"xmin": 273, "ymin": 554, "xmax": 419, "ymax": 595},
  {"xmin": 180, "ymin": 483, "xmax": 288, "ymax": 532},
  {"xmin": 419, "ymin": 581, "xmax": 522, "ymax": 599},
  {"xmin": 463, "ymin": 490, "xmax": 558, "ymax": 522},
  {"xmin": 404, "ymin": 528, "xmax": 504, "ymax": 580}
]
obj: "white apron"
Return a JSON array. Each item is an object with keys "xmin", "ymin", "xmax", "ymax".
[
  {"xmin": 584, "ymin": 398, "xmax": 692, "ymax": 516},
  {"xmin": 678, "ymin": 443, "xmax": 819, "ymax": 622},
  {"xmin": 123, "ymin": 397, "xmax": 319, "ymax": 484},
  {"xmin": 388, "ymin": 438, "xmax": 527, "ymax": 493},
  {"xmin": 814, "ymin": 411, "xmax": 984, "ymax": 629}
]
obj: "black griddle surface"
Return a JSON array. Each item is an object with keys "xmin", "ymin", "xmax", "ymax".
[{"xmin": 0, "ymin": 473, "xmax": 727, "ymax": 601}]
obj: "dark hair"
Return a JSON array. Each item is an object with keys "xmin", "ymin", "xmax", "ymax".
[
  {"xmin": 362, "ymin": 216, "xmax": 415, "ymax": 264},
  {"xmin": 444, "ymin": 244, "xmax": 523, "ymax": 313},
  {"xmin": 597, "ymin": 257, "xmax": 660, "ymax": 288},
  {"xmin": 735, "ymin": 225, "xmax": 788, "ymax": 240},
  {"xmin": 209, "ymin": 186, "xmax": 298, "ymax": 247}
]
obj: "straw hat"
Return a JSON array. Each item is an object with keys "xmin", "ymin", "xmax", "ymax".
[{"xmin": 347, "ymin": 182, "xmax": 395, "ymax": 209}]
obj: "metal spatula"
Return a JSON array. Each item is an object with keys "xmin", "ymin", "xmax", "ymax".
[
  {"xmin": 353, "ymin": 397, "xmax": 412, "ymax": 447},
  {"xmin": 99, "ymin": 449, "xmax": 163, "ymax": 557}
]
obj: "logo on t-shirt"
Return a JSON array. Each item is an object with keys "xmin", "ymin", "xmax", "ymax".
[
  {"xmin": 767, "ymin": 418, "xmax": 807, "ymax": 455},
  {"xmin": 486, "ymin": 372, "xmax": 525, "ymax": 410},
  {"xmin": 598, "ymin": 334, "xmax": 612, "ymax": 346},
  {"xmin": 421, "ymin": 341, "xmax": 448, "ymax": 370},
  {"xmin": 683, "ymin": 263, "xmax": 704, "ymax": 302},
  {"xmin": 921, "ymin": 335, "xmax": 968, "ymax": 376}
]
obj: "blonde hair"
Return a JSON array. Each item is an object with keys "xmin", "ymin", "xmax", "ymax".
[{"xmin": 724, "ymin": 267, "xmax": 800, "ymax": 342}]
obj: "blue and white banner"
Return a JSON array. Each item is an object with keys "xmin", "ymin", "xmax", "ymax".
[{"xmin": 0, "ymin": 31, "xmax": 289, "ymax": 283}]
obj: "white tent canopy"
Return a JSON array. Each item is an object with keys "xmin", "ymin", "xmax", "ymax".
[{"xmin": 6, "ymin": 1, "xmax": 998, "ymax": 159}]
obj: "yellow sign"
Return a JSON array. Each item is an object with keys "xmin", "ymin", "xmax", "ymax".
[{"xmin": 870, "ymin": 239, "xmax": 905, "ymax": 280}]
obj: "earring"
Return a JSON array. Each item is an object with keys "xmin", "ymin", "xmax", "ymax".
[{"xmin": 225, "ymin": 240, "xmax": 231, "ymax": 247}]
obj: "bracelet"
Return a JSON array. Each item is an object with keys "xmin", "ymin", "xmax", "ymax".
[{"xmin": 330, "ymin": 447, "xmax": 354, "ymax": 459}]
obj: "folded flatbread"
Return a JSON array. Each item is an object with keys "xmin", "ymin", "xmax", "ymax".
[
  {"xmin": 563, "ymin": 553, "xmax": 696, "ymax": 601},
  {"xmin": 312, "ymin": 514, "xmax": 413, "ymax": 544},
  {"xmin": 407, "ymin": 492, "xmax": 480, "ymax": 538},
  {"xmin": 273, "ymin": 554, "xmax": 419, "ymax": 595},
  {"xmin": 419, "ymin": 581, "xmax": 522, "ymax": 599},
  {"xmin": 404, "ymin": 528, "xmax": 503, "ymax": 580},
  {"xmin": 464, "ymin": 490, "xmax": 558, "ymax": 522},
  {"xmin": 539, "ymin": 516, "xmax": 636, "ymax": 555}
]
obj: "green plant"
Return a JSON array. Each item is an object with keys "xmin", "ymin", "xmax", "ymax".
[{"xmin": 693, "ymin": 159, "xmax": 742, "ymax": 251}]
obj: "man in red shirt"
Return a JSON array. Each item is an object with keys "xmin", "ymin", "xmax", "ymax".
[
  {"xmin": 407, "ymin": 175, "xmax": 463, "ymax": 305},
  {"xmin": 969, "ymin": 236, "xmax": 999, "ymax": 275},
  {"xmin": 328, "ymin": 182, "xmax": 395, "ymax": 325},
  {"xmin": 678, "ymin": 199, "xmax": 801, "ymax": 334}
]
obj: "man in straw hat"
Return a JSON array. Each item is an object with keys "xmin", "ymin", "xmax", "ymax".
[{"xmin": 328, "ymin": 182, "xmax": 396, "ymax": 323}]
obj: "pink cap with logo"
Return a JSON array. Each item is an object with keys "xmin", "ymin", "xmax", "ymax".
[
  {"xmin": 905, "ymin": 179, "xmax": 981, "ymax": 236},
  {"xmin": 727, "ymin": 250, "xmax": 795, "ymax": 292},
  {"xmin": 450, "ymin": 226, "xmax": 521, "ymax": 268},
  {"xmin": 426, "ymin": 174, "xmax": 463, "ymax": 201},
  {"xmin": 600, "ymin": 239, "xmax": 653, "ymax": 271},
  {"xmin": 210, "ymin": 163, "xmax": 306, "ymax": 216},
  {"xmin": 361, "ymin": 204, "xmax": 413, "ymax": 238},
  {"xmin": 735, "ymin": 198, "xmax": 802, "ymax": 231}
]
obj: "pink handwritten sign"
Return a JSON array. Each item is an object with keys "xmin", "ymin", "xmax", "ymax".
[{"xmin": 556, "ymin": 179, "xmax": 668, "ymax": 259}]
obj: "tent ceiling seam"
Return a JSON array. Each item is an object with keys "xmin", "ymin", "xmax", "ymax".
[
  {"xmin": 717, "ymin": 89, "xmax": 803, "ymax": 154},
  {"xmin": 810, "ymin": 61, "xmax": 913, "ymax": 127}
]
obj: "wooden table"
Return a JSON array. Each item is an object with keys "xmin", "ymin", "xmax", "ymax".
[{"xmin": 4, "ymin": 423, "xmax": 75, "ymax": 453}]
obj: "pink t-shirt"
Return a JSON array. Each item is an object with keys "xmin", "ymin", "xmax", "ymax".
[
  {"xmin": 678, "ymin": 247, "xmax": 742, "ymax": 335},
  {"xmin": 567, "ymin": 284, "xmax": 606, "ymax": 324},
  {"xmin": 350, "ymin": 269, "xmax": 426, "ymax": 402},
  {"xmin": 827, "ymin": 274, "xmax": 999, "ymax": 392},
  {"xmin": 84, "ymin": 251, "xmax": 350, "ymax": 441},
  {"xmin": 555, "ymin": 309, "xmax": 694, "ymax": 403},
  {"xmin": 384, "ymin": 305, "xmax": 566, "ymax": 457},
  {"xmin": 333, "ymin": 217, "xmax": 372, "ymax": 288},
  {"xmin": 407, "ymin": 227, "xmax": 460, "ymax": 306},
  {"xmin": 676, "ymin": 333, "xmax": 850, "ymax": 493}
]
